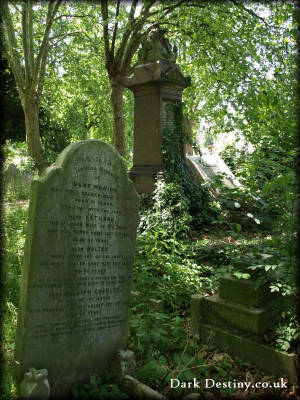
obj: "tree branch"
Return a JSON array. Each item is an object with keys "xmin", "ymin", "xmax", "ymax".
[
  {"xmin": 33, "ymin": 0, "xmax": 62, "ymax": 87},
  {"xmin": 53, "ymin": 13, "xmax": 94, "ymax": 21},
  {"xmin": 229, "ymin": 0, "xmax": 269, "ymax": 28},
  {"xmin": 2, "ymin": 1, "xmax": 25, "ymax": 90},
  {"xmin": 122, "ymin": 1, "xmax": 185, "ymax": 68},
  {"xmin": 86, "ymin": 113, "xmax": 101, "ymax": 131},
  {"xmin": 113, "ymin": 0, "xmax": 157, "ymax": 69},
  {"xmin": 28, "ymin": 0, "xmax": 35, "ymax": 78},
  {"xmin": 110, "ymin": 0, "xmax": 121, "ymax": 57},
  {"xmin": 139, "ymin": 0, "xmax": 156, "ymax": 19},
  {"xmin": 22, "ymin": 1, "xmax": 33, "ymax": 88},
  {"xmin": 128, "ymin": 0, "xmax": 138, "ymax": 21},
  {"xmin": 101, "ymin": 0, "xmax": 112, "ymax": 70},
  {"xmin": 11, "ymin": 3, "xmax": 22, "ymax": 14},
  {"xmin": 37, "ymin": 41, "xmax": 48, "ymax": 99},
  {"xmin": 114, "ymin": 11, "xmax": 151, "ymax": 69},
  {"xmin": 122, "ymin": 23, "xmax": 158, "ymax": 72},
  {"xmin": 49, "ymin": 31, "xmax": 82, "ymax": 48},
  {"xmin": 145, "ymin": 0, "xmax": 188, "ymax": 19}
]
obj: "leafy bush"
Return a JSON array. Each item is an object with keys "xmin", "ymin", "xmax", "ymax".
[
  {"xmin": 71, "ymin": 374, "xmax": 129, "ymax": 399},
  {"xmin": 275, "ymin": 310, "xmax": 299, "ymax": 352}
]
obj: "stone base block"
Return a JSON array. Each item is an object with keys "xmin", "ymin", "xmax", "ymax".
[
  {"xmin": 196, "ymin": 322, "xmax": 299, "ymax": 384},
  {"xmin": 191, "ymin": 294, "xmax": 277, "ymax": 335},
  {"xmin": 128, "ymin": 166, "xmax": 163, "ymax": 194},
  {"xmin": 219, "ymin": 274, "xmax": 274, "ymax": 307}
]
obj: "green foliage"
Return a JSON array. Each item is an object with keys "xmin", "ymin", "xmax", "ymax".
[
  {"xmin": 218, "ymin": 137, "xmax": 298, "ymax": 307},
  {"xmin": 3, "ymin": 141, "xmax": 37, "ymax": 202},
  {"xmin": 71, "ymin": 374, "xmax": 129, "ymax": 399},
  {"xmin": 139, "ymin": 179, "xmax": 192, "ymax": 239},
  {"xmin": 161, "ymin": 102, "xmax": 213, "ymax": 228},
  {"xmin": 39, "ymin": 2, "xmax": 134, "ymax": 163},
  {"xmin": 2, "ymin": 2, "xmax": 298, "ymax": 396},
  {"xmin": 3, "ymin": 140, "xmax": 36, "ymax": 174},
  {"xmin": 136, "ymin": 359, "xmax": 166, "ymax": 381},
  {"xmin": 3, "ymin": 205, "xmax": 27, "ymax": 307},
  {"xmin": 2, "ymin": 204, "xmax": 29, "ymax": 400},
  {"xmin": 1, "ymin": 58, "xmax": 25, "ymax": 142},
  {"xmin": 275, "ymin": 310, "xmax": 299, "ymax": 352},
  {"xmin": 170, "ymin": 2, "xmax": 298, "ymax": 152}
]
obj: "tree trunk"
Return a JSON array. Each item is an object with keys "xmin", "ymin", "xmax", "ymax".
[
  {"xmin": 110, "ymin": 81, "xmax": 126, "ymax": 157},
  {"xmin": 22, "ymin": 91, "xmax": 49, "ymax": 173}
]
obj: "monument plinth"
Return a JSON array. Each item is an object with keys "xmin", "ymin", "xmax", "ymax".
[{"xmin": 125, "ymin": 28, "xmax": 191, "ymax": 194}]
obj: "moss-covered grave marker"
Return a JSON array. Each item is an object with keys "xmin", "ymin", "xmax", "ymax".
[{"xmin": 15, "ymin": 140, "xmax": 139, "ymax": 397}]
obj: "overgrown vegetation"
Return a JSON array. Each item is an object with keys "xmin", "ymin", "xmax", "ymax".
[
  {"xmin": 129, "ymin": 175, "xmax": 298, "ymax": 398},
  {"xmin": 3, "ymin": 141, "xmax": 37, "ymax": 202},
  {"xmin": 2, "ymin": 1, "xmax": 298, "ymax": 398},
  {"xmin": 2, "ymin": 134, "xmax": 298, "ymax": 399},
  {"xmin": 3, "ymin": 181, "xmax": 298, "ymax": 399},
  {"xmin": 2, "ymin": 203, "xmax": 28, "ymax": 399}
]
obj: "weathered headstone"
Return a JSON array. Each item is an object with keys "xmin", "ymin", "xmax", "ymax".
[{"xmin": 15, "ymin": 140, "xmax": 139, "ymax": 396}]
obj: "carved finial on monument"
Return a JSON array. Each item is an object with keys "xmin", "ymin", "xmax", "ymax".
[
  {"xmin": 125, "ymin": 26, "xmax": 190, "ymax": 89},
  {"xmin": 137, "ymin": 27, "xmax": 177, "ymax": 65}
]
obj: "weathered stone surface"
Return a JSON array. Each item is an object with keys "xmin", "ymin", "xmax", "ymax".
[
  {"xmin": 191, "ymin": 293, "xmax": 277, "ymax": 335},
  {"xmin": 20, "ymin": 368, "xmax": 50, "ymax": 400},
  {"xmin": 126, "ymin": 82, "xmax": 188, "ymax": 194},
  {"xmin": 186, "ymin": 152, "xmax": 268, "ymax": 225},
  {"xmin": 15, "ymin": 140, "xmax": 139, "ymax": 396},
  {"xmin": 186, "ymin": 153, "xmax": 243, "ymax": 191},
  {"xmin": 4, "ymin": 163, "xmax": 33, "ymax": 185},
  {"xmin": 126, "ymin": 29, "xmax": 190, "ymax": 194},
  {"xmin": 111, "ymin": 349, "xmax": 136, "ymax": 382},
  {"xmin": 197, "ymin": 323, "xmax": 299, "ymax": 384},
  {"xmin": 219, "ymin": 274, "xmax": 274, "ymax": 307},
  {"xmin": 4, "ymin": 163, "xmax": 33, "ymax": 199},
  {"xmin": 137, "ymin": 27, "xmax": 177, "ymax": 64},
  {"xmin": 125, "ymin": 61, "xmax": 190, "ymax": 88}
]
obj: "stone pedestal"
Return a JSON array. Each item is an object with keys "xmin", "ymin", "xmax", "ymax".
[
  {"xmin": 126, "ymin": 61, "xmax": 190, "ymax": 194},
  {"xmin": 190, "ymin": 274, "xmax": 299, "ymax": 382},
  {"xmin": 191, "ymin": 275, "xmax": 278, "ymax": 338}
]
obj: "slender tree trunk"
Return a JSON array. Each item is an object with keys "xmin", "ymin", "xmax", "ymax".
[
  {"xmin": 110, "ymin": 81, "xmax": 126, "ymax": 157},
  {"xmin": 21, "ymin": 91, "xmax": 49, "ymax": 173}
]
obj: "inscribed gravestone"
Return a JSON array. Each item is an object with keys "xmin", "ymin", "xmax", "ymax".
[{"xmin": 15, "ymin": 140, "xmax": 139, "ymax": 396}]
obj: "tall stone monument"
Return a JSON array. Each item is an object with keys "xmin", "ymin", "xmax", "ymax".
[
  {"xmin": 15, "ymin": 140, "xmax": 139, "ymax": 397},
  {"xmin": 126, "ymin": 28, "xmax": 191, "ymax": 194}
]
